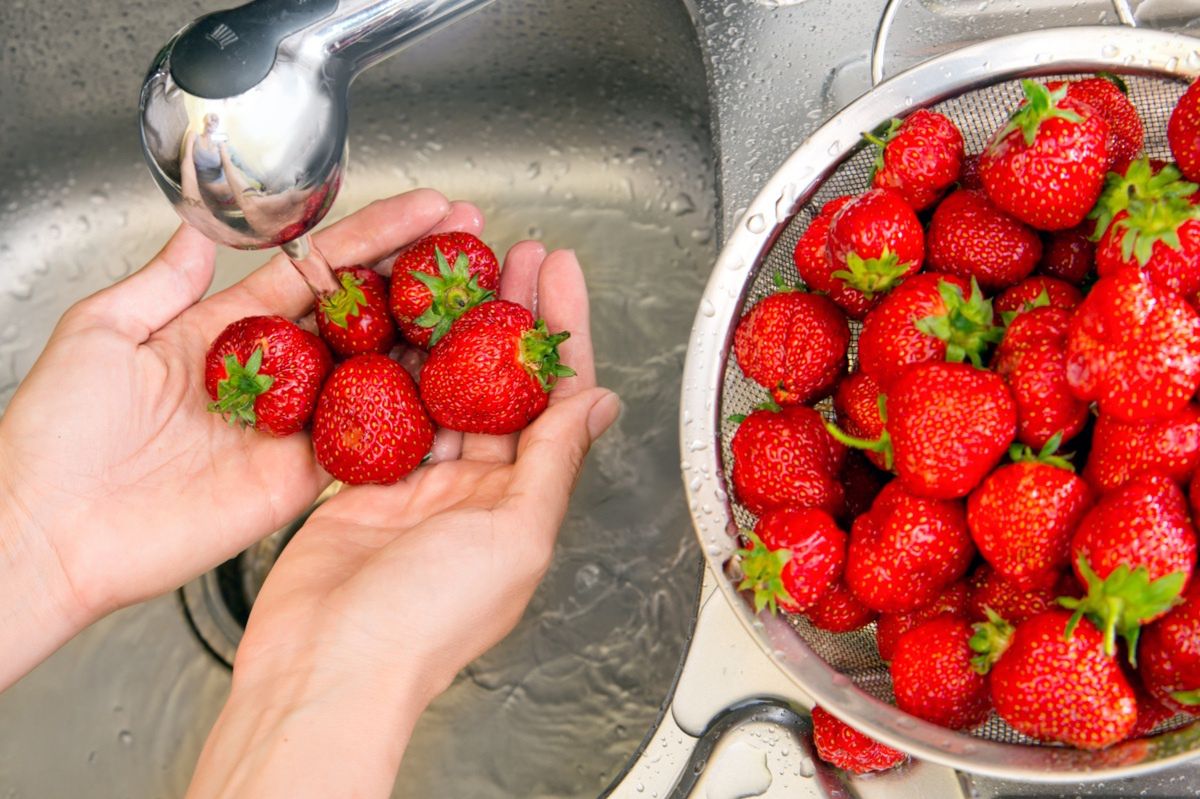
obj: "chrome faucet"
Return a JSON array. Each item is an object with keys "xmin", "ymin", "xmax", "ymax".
[{"xmin": 139, "ymin": 0, "xmax": 495, "ymax": 297}]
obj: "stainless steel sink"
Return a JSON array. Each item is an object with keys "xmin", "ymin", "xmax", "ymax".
[{"xmin": 0, "ymin": 1, "xmax": 713, "ymax": 795}]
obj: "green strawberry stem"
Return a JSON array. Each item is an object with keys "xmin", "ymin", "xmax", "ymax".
[
  {"xmin": 1096, "ymin": 71, "xmax": 1129, "ymax": 95},
  {"xmin": 318, "ymin": 271, "xmax": 368, "ymax": 329},
  {"xmin": 412, "ymin": 248, "xmax": 496, "ymax": 345},
  {"xmin": 969, "ymin": 607, "xmax": 1016, "ymax": 675},
  {"xmin": 1008, "ymin": 431, "xmax": 1076, "ymax": 471},
  {"xmin": 1058, "ymin": 555, "xmax": 1188, "ymax": 665},
  {"xmin": 1172, "ymin": 689, "xmax": 1200, "ymax": 706},
  {"xmin": 728, "ymin": 398, "xmax": 783, "ymax": 426},
  {"xmin": 914, "ymin": 277, "xmax": 1003, "ymax": 369},
  {"xmin": 1001, "ymin": 80, "xmax": 1085, "ymax": 148},
  {"xmin": 863, "ymin": 118, "xmax": 902, "ymax": 182},
  {"xmin": 737, "ymin": 530, "xmax": 795, "ymax": 615},
  {"xmin": 999, "ymin": 288, "xmax": 1052, "ymax": 327},
  {"xmin": 520, "ymin": 320, "xmax": 576, "ymax": 392},
  {"xmin": 1089, "ymin": 157, "xmax": 1200, "ymax": 244},
  {"xmin": 206, "ymin": 349, "xmax": 274, "ymax": 428},
  {"xmin": 772, "ymin": 272, "xmax": 803, "ymax": 293},
  {"xmin": 830, "ymin": 249, "xmax": 913, "ymax": 298},
  {"xmin": 824, "ymin": 397, "xmax": 893, "ymax": 471}
]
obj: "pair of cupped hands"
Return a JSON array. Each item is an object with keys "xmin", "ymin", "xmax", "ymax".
[{"xmin": 0, "ymin": 189, "xmax": 619, "ymax": 796}]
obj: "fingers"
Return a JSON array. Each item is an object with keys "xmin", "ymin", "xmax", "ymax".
[
  {"xmin": 67, "ymin": 224, "xmax": 217, "ymax": 341},
  {"xmin": 430, "ymin": 201, "xmax": 484, "ymax": 238},
  {"xmin": 536, "ymin": 250, "xmax": 596, "ymax": 400},
  {"xmin": 459, "ymin": 241, "xmax": 547, "ymax": 463},
  {"xmin": 497, "ymin": 387, "xmax": 620, "ymax": 540}
]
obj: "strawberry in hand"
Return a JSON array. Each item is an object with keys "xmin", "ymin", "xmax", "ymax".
[
  {"xmin": 390, "ymin": 231, "xmax": 500, "ymax": 348},
  {"xmin": 315, "ymin": 266, "xmax": 396, "ymax": 358},
  {"xmin": 866, "ymin": 110, "xmax": 965, "ymax": 211}
]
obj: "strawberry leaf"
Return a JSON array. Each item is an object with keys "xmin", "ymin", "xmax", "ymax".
[
  {"xmin": 1008, "ymin": 431, "xmax": 1076, "ymax": 471},
  {"xmin": 969, "ymin": 607, "xmax": 1015, "ymax": 675},
  {"xmin": 410, "ymin": 248, "xmax": 495, "ymax": 345},
  {"xmin": 914, "ymin": 278, "xmax": 1003, "ymax": 369},
  {"xmin": 737, "ymin": 530, "xmax": 796, "ymax": 615},
  {"xmin": 318, "ymin": 271, "xmax": 369, "ymax": 329},
  {"xmin": 830, "ymin": 249, "xmax": 914, "ymax": 298},
  {"xmin": 206, "ymin": 348, "xmax": 274, "ymax": 428},
  {"xmin": 520, "ymin": 320, "xmax": 574, "ymax": 392},
  {"xmin": 1171, "ymin": 689, "xmax": 1200, "ymax": 706},
  {"xmin": 1002, "ymin": 80, "xmax": 1085, "ymax": 148}
]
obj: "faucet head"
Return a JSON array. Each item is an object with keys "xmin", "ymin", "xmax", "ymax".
[{"xmin": 139, "ymin": 25, "xmax": 348, "ymax": 250}]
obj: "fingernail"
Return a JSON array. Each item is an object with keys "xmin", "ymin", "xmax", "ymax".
[{"xmin": 587, "ymin": 390, "xmax": 621, "ymax": 440}]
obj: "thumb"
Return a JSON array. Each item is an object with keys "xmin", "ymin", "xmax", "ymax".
[{"xmin": 498, "ymin": 387, "xmax": 620, "ymax": 531}]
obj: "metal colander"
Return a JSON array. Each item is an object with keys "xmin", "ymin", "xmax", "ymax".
[{"xmin": 683, "ymin": 26, "xmax": 1200, "ymax": 782}]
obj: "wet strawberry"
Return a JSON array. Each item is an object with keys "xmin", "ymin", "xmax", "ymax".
[
  {"xmin": 737, "ymin": 508, "xmax": 847, "ymax": 614},
  {"xmin": 891, "ymin": 615, "xmax": 991, "ymax": 729},
  {"xmin": 315, "ymin": 266, "xmax": 397, "ymax": 358},
  {"xmin": 1139, "ymin": 579, "xmax": 1200, "ymax": 715},
  {"xmin": 811, "ymin": 706, "xmax": 907, "ymax": 774},
  {"xmin": 832, "ymin": 372, "xmax": 888, "ymax": 471},
  {"xmin": 1168, "ymin": 76, "xmax": 1200, "ymax": 183},
  {"xmin": 733, "ymin": 287, "xmax": 849, "ymax": 406},
  {"xmin": 824, "ymin": 188, "xmax": 925, "ymax": 318},
  {"xmin": 792, "ymin": 197, "xmax": 870, "ymax": 316},
  {"xmin": 730, "ymin": 404, "xmax": 846, "ymax": 517},
  {"xmin": 389, "ymin": 232, "xmax": 500, "ymax": 348},
  {"xmin": 845, "ymin": 482, "xmax": 973, "ymax": 613},
  {"xmin": 805, "ymin": 579, "xmax": 878, "ymax": 633},
  {"xmin": 966, "ymin": 563, "xmax": 1060, "ymax": 626},
  {"xmin": 204, "ymin": 315, "xmax": 333, "ymax": 436},
  {"xmin": 993, "ymin": 276, "xmax": 1082, "ymax": 320},
  {"xmin": 1056, "ymin": 75, "xmax": 1144, "ymax": 173},
  {"xmin": 867, "ymin": 110, "xmax": 965, "ymax": 210},
  {"xmin": 1038, "ymin": 225, "xmax": 1095, "ymax": 286},
  {"xmin": 926, "ymin": 189, "xmax": 1042, "ymax": 292},
  {"xmin": 1084, "ymin": 404, "xmax": 1200, "ymax": 492},
  {"xmin": 876, "ymin": 580, "xmax": 968, "ymax": 661}
]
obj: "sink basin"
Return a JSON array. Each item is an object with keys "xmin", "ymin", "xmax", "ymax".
[{"xmin": 0, "ymin": 1, "xmax": 714, "ymax": 796}]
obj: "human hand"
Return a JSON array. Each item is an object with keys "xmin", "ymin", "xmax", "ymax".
[
  {"xmin": 187, "ymin": 244, "xmax": 619, "ymax": 799},
  {"xmin": 0, "ymin": 189, "xmax": 480, "ymax": 687}
]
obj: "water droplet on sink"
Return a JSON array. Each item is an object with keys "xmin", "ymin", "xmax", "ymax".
[
  {"xmin": 745, "ymin": 213, "xmax": 766, "ymax": 234},
  {"xmin": 118, "ymin": 730, "xmax": 133, "ymax": 746},
  {"xmin": 700, "ymin": 299, "xmax": 716, "ymax": 317}
]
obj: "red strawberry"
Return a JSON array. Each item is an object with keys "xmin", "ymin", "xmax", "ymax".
[
  {"xmin": 876, "ymin": 580, "xmax": 968, "ymax": 661},
  {"xmin": 926, "ymin": 189, "xmax": 1042, "ymax": 292},
  {"xmin": 959, "ymin": 153, "xmax": 983, "ymax": 191},
  {"xmin": 980, "ymin": 80, "xmax": 1111, "ymax": 231},
  {"xmin": 733, "ymin": 287, "xmax": 849, "ymax": 406},
  {"xmin": 1038, "ymin": 225, "xmax": 1095, "ymax": 285},
  {"xmin": 867, "ymin": 110, "xmax": 965, "ymax": 211},
  {"xmin": 314, "ymin": 266, "xmax": 397, "ymax": 358},
  {"xmin": 977, "ymin": 610, "xmax": 1137, "ymax": 748},
  {"xmin": 1168, "ymin": 76, "xmax": 1200, "ymax": 183},
  {"xmin": 793, "ymin": 196, "xmax": 855, "ymax": 293},
  {"xmin": 891, "ymin": 615, "xmax": 991, "ymax": 729},
  {"xmin": 204, "ymin": 315, "xmax": 333, "ymax": 436},
  {"xmin": 991, "ymin": 306, "xmax": 1089, "ymax": 449},
  {"xmin": 1084, "ymin": 405, "xmax": 1200, "ymax": 492},
  {"xmin": 1064, "ymin": 474, "xmax": 1195, "ymax": 656},
  {"xmin": 389, "ymin": 232, "xmax": 500, "ymax": 349},
  {"xmin": 845, "ymin": 482, "xmax": 973, "ymax": 613},
  {"xmin": 823, "ymin": 188, "xmax": 925, "ymax": 318},
  {"xmin": 993, "ymin": 276, "xmax": 1082, "ymax": 320},
  {"xmin": 833, "ymin": 373, "xmax": 888, "ymax": 471},
  {"xmin": 805, "ymin": 579, "xmax": 878, "ymax": 632},
  {"xmin": 810, "ymin": 705, "xmax": 906, "ymax": 774},
  {"xmin": 419, "ymin": 300, "xmax": 574, "ymax": 435},
  {"xmin": 1056, "ymin": 76, "xmax": 1144, "ymax": 173},
  {"xmin": 737, "ymin": 508, "xmax": 846, "ymax": 614},
  {"xmin": 1065, "ymin": 267, "xmax": 1200, "ymax": 422},
  {"xmin": 856, "ymin": 273, "xmax": 1001, "ymax": 391},
  {"xmin": 730, "ymin": 404, "xmax": 846, "ymax": 517},
  {"xmin": 967, "ymin": 438, "xmax": 1092, "ymax": 590},
  {"xmin": 1139, "ymin": 579, "xmax": 1200, "ymax": 715},
  {"xmin": 1191, "ymin": 469, "xmax": 1200, "ymax": 521},
  {"xmin": 966, "ymin": 563, "xmax": 1059, "ymax": 626},
  {"xmin": 311, "ymin": 354, "xmax": 434, "ymax": 485}
]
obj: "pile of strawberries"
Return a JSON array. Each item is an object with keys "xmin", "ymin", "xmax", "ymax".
[
  {"xmin": 730, "ymin": 74, "xmax": 1200, "ymax": 772},
  {"xmin": 204, "ymin": 232, "xmax": 573, "ymax": 484}
]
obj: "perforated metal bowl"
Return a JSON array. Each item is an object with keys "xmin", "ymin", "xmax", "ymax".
[{"xmin": 681, "ymin": 26, "xmax": 1200, "ymax": 782}]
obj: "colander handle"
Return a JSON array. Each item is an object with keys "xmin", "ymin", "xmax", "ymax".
[{"xmin": 870, "ymin": 0, "xmax": 1139, "ymax": 87}]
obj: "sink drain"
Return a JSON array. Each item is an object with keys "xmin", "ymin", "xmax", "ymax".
[{"xmin": 180, "ymin": 484, "xmax": 340, "ymax": 667}]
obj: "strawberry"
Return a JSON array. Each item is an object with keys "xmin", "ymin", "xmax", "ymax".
[
  {"xmin": 1084, "ymin": 404, "xmax": 1200, "ymax": 492},
  {"xmin": 1064, "ymin": 474, "xmax": 1195, "ymax": 657},
  {"xmin": 991, "ymin": 306, "xmax": 1089, "ymax": 449},
  {"xmin": 867, "ymin": 110, "xmax": 965, "ymax": 211},
  {"xmin": 793, "ymin": 196, "xmax": 854, "ymax": 290},
  {"xmin": 1065, "ymin": 266, "xmax": 1200, "ymax": 422},
  {"xmin": 810, "ymin": 705, "xmax": 906, "ymax": 774},
  {"xmin": 205, "ymin": 315, "xmax": 333, "ymax": 436},
  {"xmin": 975, "ymin": 610, "xmax": 1137, "ymax": 748},
  {"xmin": 314, "ymin": 266, "xmax": 397, "ymax": 358},
  {"xmin": 1127, "ymin": 681, "xmax": 1176, "ymax": 739},
  {"xmin": 856, "ymin": 273, "xmax": 1001, "ymax": 390},
  {"xmin": 733, "ymin": 286, "xmax": 849, "ymax": 406},
  {"xmin": 823, "ymin": 188, "xmax": 925, "ymax": 318},
  {"xmin": 832, "ymin": 362, "xmax": 1016, "ymax": 500},
  {"xmin": 805, "ymin": 579, "xmax": 878, "ymax": 633},
  {"xmin": 311, "ymin": 354, "xmax": 434, "ymax": 485},
  {"xmin": 737, "ymin": 508, "xmax": 846, "ymax": 614},
  {"xmin": 1168, "ymin": 76, "xmax": 1200, "ymax": 183},
  {"xmin": 980, "ymin": 80, "xmax": 1111, "ymax": 231},
  {"xmin": 845, "ymin": 482, "xmax": 973, "ymax": 613},
  {"xmin": 959, "ymin": 153, "xmax": 983, "ymax": 191},
  {"xmin": 967, "ymin": 436, "xmax": 1092, "ymax": 590},
  {"xmin": 891, "ymin": 615, "xmax": 991, "ymax": 729},
  {"xmin": 993, "ymin": 276, "xmax": 1082, "ymax": 320},
  {"xmin": 966, "ymin": 563, "xmax": 1059, "ymax": 626},
  {"xmin": 1139, "ymin": 579, "xmax": 1200, "ymax": 715},
  {"xmin": 419, "ymin": 300, "xmax": 574, "ymax": 435},
  {"xmin": 832, "ymin": 373, "xmax": 888, "ymax": 471},
  {"xmin": 389, "ymin": 232, "xmax": 500, "ymax": 348},
  {"xmin": 1038, "ymin": 225, "xmax": 1095, "ymax": 285},
  {"xmin": 730, "ymin": 404, "xmax": 846, "ymax": 517},
  {"xmin": 925, "ymin": 189, "xmax": 1042, "ymax": 292},
  {"xmin": 1055, "ymin": 75, "xmax": 1144, "ymax": 173},
  {"xmin": 875, "ymin": 580, "xmax": 968, "ymax": 661}
]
